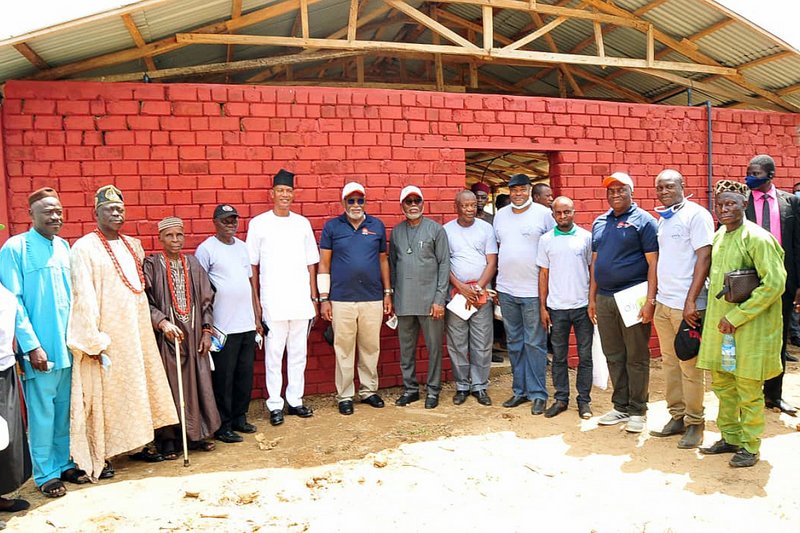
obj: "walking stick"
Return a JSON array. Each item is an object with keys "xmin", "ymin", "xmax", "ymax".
[{"xmin": 174, "ymin": 337, "xmax": 189, "ymax": 467}]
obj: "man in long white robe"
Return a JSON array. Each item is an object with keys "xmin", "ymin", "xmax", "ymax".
[{"xmin": 67, "ymin": 185, "xmax": 177, "ymax": 480}]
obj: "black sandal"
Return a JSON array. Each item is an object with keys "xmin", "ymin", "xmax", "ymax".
[
  {"xmin": 188, "ymin": 440, "xmax": 216, "ymax": 452},
  {"xmin": 0, "ymin": 498, "xmax": 30, "ymax": 513},
  {"xmin": 129, "ymin": 448, "xmax": 165, "ymax": 463},
  {"xmin": 99, "ymin": 461, "xmax": 115, "ymax": 480},
  {"xmin": 39, "ymin": 479, "xmax": 67, "ymax": 498},
  {"xmin": 60, "ymin": 467, "xmax": 91, "ymax": 484}
]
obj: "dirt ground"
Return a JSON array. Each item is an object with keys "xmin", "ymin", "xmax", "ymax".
[{"xmin": 3, "ymin": 352, "xmax": 800, "ymax": 532}]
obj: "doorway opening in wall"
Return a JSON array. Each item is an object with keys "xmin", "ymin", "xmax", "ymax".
[{"xmin": 464, "ymin": 152, "xmax": 550, "ymax": 216}]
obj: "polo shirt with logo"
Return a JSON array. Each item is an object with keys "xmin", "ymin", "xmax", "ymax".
[
  {"xmin": 320, "ymin": 213, "xmax": 387, "ymax": 302},
  {"xmin": 591, "ymin": 202, "xmax": 658, "ymax": 297}
]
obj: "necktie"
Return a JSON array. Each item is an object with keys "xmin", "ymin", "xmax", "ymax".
[{"xmin": 762, "ymin": 193, "xmax": 771, "ymax": 232}]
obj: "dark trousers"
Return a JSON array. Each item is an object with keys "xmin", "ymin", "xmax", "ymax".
[
  {"xmin": 549, "ymin": 307, "xmax": 593, "ymax": 405},
  {"xmin": 0, "ymin": 366, "xmax": 32, "ymax": 494},
  {"xmin": 397, "ymin": 315, "xmax": 444, "ymax": 396},
  {"xmin": 764, "ymin": 293, "xmax": 792, "ymax": 402},
  {"xmin": 596, "ymin": 294, "xmax": 651, "ymax": 416},
  {"xmin": 211, "ymin": 331, "xmax": 256, "ymax": 433}
]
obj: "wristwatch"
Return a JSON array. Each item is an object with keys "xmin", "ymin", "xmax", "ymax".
[{"xmin": 384, "ymin": 288, "xmax": 394, "ymax": 295}]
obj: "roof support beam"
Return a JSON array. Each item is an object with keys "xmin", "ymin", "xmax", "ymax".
[
  {"xmin": 29, "ymin": 0, "xmax": 326, "ymax": 81},
  {"xmin": 12, "ymin": 43, "xmax": 49, "ymax": 70},
  {"xmin": 176, "ymin": 33, "xmax": 737, "ymax": 75},
  {"xmin": 383, "ymin": 0, "xmax": 479, "ymax": 50},
  {"xmin": 737, "ymin": 50, "xmax": 794, "ymax": 70},
  {"xmin": 226, "ymin": 0, "xmax": 243, "ymax": 63},
  {"xmin": 500, "ymin": 15, "xmax": 567, "ymax": 52},
  {"xmin": 121, "ymin": 14, "xmax": 157, "ymax": 71}
]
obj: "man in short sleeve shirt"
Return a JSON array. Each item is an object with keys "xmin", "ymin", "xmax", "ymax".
[{"xmin": 589, "ymin": 172, "xmax": 659, "ymax": 434}]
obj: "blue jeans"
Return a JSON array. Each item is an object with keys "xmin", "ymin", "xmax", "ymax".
[
  {"xmin": 498, "ymin": 292, "xmax": 548, "ymax": 400},
  {"xmin": 549, "ymin": 307, "xmax": 593, "ymax": 405}
]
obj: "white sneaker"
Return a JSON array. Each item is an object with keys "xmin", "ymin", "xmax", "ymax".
[
  {"xmin": 625, "ymin": 415, "xmax": 646, "ymax": 433},
  {"xmin": 598, "ymin": 409, "xmax": 630, "ymax": 426}
]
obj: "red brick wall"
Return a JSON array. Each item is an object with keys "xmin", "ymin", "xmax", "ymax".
[{"xmin": 2, "ymin": 80, "xmax": 799, "ymax": 398}]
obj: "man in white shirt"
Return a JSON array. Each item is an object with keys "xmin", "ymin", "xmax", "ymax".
[
  {"xmin": 196, "ymin": 204, "xmax": 262, "ymax": 443},
  {"xmin": 537, "ymin": 197, "xmax": 594, "ymax": 419},
  {"xmin": 444, "ymin": 191, "xmax": 498, "ymax": 406},
  {"xmin": 494, "ymin": 174, "xmax": 555, "ymax": 415},
  {"xmin": 650, "ymin": 169, "xmax": 714, "ymax": 448},
  {"xmin": 246, "ymin": 170, "xmax": 320, "ymax": 427}
]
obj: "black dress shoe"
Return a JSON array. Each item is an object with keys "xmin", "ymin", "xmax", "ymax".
[
  {"xmin": 531, "ymin": 398, "xmax": 546, "ymax": 415},
  {"xmin": 232, "ymin": 422, "xmax": 257, "ymax": 434},
  {"xmin": 424, "ymin": 396, "xmax": 439, "ymax": 409},
  {"xmin": 765, "ymin": 398, "xmax": 798, "ymax": 416},
  {"xmin": 395, "ymin": 391, "xmax": 420, "ymax": 406},
  {"xmin": 649, "ymin": 418, "xmax": 686, "ymax": 437},
  {"xmin": 729, "ymin": 449, "xmax": 759, "ymax": 468},
  {"xmin": 338, "ymin": 400, "xmax": 354, "ymax": 415},
  {"xmin": 360, "ymin": 394, "xmax": 385, "ymax": 408},
  {"xmin": 472, "ymin": 390, "xmax": 492, "ymax": 406},
  {"xmin": 502, "ymin": 395, "xmax": 530, "ymax": 408},
  {"xmin": 453, "ymin": 390, "xmax": 469, "ymax": 405},
  {"xmin": 491, "ymin": 353, "xmax": 504, "ymax": 363},
  {"xmin": 215, "ymin": 430, "xmax": 244, "ymax": 443},
  {"xmin": 699, "ymin": 439, "xmax": 739, "ymax": 455},
  {"xmin": 287, "ymin": 405, "xmax": 314, "ymax": 418},
  {"xmin": 544, "ymin": 400, "xmax": 568, "ymax": 418},
  {"xmin": 269, "ymin": 409, "xmax": 284, "ymax": 426},
  {"xmin": 578, "ymin": 402, "xmax": 593, "ymax": 420}
]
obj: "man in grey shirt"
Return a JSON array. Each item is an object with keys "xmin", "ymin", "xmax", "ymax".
[{"xmin": 390, "ymin": 186, "xmax": 450, "ymax": 409}]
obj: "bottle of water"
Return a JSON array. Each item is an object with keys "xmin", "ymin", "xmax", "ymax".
[{"xmin": 721, "ymin": 333, "xmax": 736, "ymax": 372}]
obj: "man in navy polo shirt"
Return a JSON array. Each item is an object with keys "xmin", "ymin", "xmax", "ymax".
[
  {"xmin": 588, "ymin": 172, "xmax": 659, "ymax": 434},
  {"xmin": 319, "ymin": 182, "xmax": 393, "ymax": 416}
]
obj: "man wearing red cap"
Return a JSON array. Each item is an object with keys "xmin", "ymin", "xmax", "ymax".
[
  {"xmin": 1, "ymin": 188, "xmax": 90, "ymax": 496},
  {"xmin": 471, "ymin": 182, "xmax": 494, "ymax": 225},
  {"xmin": 589, "ymin": 172, "xmax": 659, "ymax": 434}
]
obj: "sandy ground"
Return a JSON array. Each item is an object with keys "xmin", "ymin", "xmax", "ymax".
[{"xmin": 3, "ymin": 353, "xmax": 800, "ymax": 532}]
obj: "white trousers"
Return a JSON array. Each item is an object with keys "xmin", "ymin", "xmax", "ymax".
[{"xmin": 265, "ymin": 319, "xmax": 309, "ymax": 411}]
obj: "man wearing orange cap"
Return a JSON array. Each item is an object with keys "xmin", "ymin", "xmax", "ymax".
[
  {"xmin": 589, "ymin": 172, "xmax": 659, "ymax": 434},
  {"xmin": 0, "ymin": 188, "xmax": 91, "ymax": 497}
]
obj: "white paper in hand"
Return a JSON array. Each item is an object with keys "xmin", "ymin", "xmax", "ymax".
[
  {"xmin": 591, "ymin": 325, "xmax": 609, "ymax": 390},
  {"xmin": 446, "ymin": 293, "xmax": 478, "ymax": 321},
  {"xmin": 0, "ymin": 415, "xmax": 8, "ymax": 451},
  {"xmin": 612, "ymin": 281, "xmax": 648, "ymax": 328}
]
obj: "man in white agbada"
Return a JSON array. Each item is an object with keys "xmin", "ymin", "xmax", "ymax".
[
  {"xmin": 67, "ymin": 185, "xmax": 177, "ymax": 480},
  {"xmin": 247, "ymin": 170, "xmax": 320, "ymax": 427}
]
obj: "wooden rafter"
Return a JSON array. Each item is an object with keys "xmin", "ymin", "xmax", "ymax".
[
  {"xmin": 581, "ymin": 0, "xmax": 800, "ymax": 112},
  {"xmin": 630, "ymin": 68, "xmax": 773, "ymax": 107},
  {"xmin": 176, "ymin": 33, "xmax": 736, "ymax": 76},
  {"xmin": 13, "ymin": 43, "xmax": 49, "ymax": 70},
  {"xmin": 226, "ymin": 0, "xmax": 243, "ymax": 64},
  {"xmin": 384, "ymin": 0, "xmax": 479, "ymax": 50},
  {"xmin": 737, "ymin": 50, "xmax": 794, "ymax": 70},
  {"xmin": 121, "ymin": 14, "xmax": 157, "ymax": 71},
  {"xmin": 687, "ymin": 18, "xmax": 735, "ymax": 42},
  {"xmin": 28, "ymin": 0, "xmax": 326, "ymax": 81}
]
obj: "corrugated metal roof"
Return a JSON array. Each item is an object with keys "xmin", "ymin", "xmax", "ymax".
[{"xmin": 0, "ymin": 0, "xmax": 796, "ymax": 112}]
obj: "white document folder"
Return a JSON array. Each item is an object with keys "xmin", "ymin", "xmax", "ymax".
[{"xmin": 612, "ymin": 281, "xmax": 648, "ymax": 328}]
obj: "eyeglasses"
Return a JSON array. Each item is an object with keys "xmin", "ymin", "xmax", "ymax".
[
  {"xmin": 346, "ymin": 197, "xmax": 365, "ymax": 205},
  {"xmin": 403, "ymin": 197, "xmax": 423, "ymax": 205}
]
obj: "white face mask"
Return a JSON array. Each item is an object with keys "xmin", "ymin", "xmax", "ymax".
[{"xmin": 512, "ymin": 197, "xmax": 532, "ymax": 210}]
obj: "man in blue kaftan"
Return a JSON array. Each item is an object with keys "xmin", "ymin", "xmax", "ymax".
[{"xmin": 0, "ymin": 188, "xmax": 88, "ymax": 497}]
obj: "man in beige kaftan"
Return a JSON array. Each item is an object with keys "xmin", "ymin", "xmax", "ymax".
[{"xmin": 67, "ymin": 185, "xmax": 177, "ymax": 480}]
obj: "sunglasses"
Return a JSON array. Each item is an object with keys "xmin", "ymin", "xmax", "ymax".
[
  {"xmin": 403, "ymin": 197, "xmax": 423, "ymax": 205},
  {"xmin": 346, "ymin": 197, "xmax": 365, "ymax": 205}
]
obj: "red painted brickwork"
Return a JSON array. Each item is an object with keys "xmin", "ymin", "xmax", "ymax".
[{"xmin": 2, "ymin": 80, "xmax": 799, "ymax": 400}]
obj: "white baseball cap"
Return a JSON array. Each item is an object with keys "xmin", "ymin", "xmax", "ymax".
[
  {"xmin": 603, "ymin": 171, "xmax": 634, "ymax": 192},
  {"xmin": 400, "ymin": 185, "xmax": 424, "ymax": 202},
  {"xmin": 341, "ymin": 182, "xmax": 366, "ymax": 199}
]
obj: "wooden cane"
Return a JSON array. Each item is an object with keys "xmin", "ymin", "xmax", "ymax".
[{"xmin": 174, "ymin": 337, "xmax": 189, "ymax": 467}]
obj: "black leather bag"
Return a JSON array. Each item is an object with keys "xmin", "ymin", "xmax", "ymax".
[{"xmin": 715, "ymin": 269, "xmax": 760, "ymax": 304}]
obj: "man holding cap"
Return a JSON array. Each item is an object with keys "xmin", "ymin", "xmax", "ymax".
[
  {"xmin": 390, "ymin": 186, "xmax": 450, "ymax": 409},
  {"xmin": 589, "ymin": 172, "xmax": 658, "ymax": 434},
  {"xmin": 319, "ymin": 183, "xmax": 392, "ymax": 415},
  {"xmin": 493, "ymin": 173, "xmax": 555, "ymax": 415},
  {"xmin": 0, "ymin": 188, "xmax": 89, "ymax": 496},
  {"xmin": 649, "ymin": 169, "xmax": 713, "ymax": 448},
  {"xmin": 68, "ymin": 185, "xmax": 177, "ymax": 480},
  {"xmin": 196, "ymin": 205, "xmax": 262, "ymax": 443},
  {"xmin": 471, "ymin": 182, "xmax": 494, "ymax": 224},
  {"xmin": 247, "ymin": 170, "xmax": 320, "ymax": 426}
]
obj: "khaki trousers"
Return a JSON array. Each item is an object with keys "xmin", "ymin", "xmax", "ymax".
[
  {"xmin": 332, "ymin": 301, "xmax": 383, "ymax": 402},
  {"xmin": 653, "ymin": 302, "xmax": 705, "ymax": 425}
]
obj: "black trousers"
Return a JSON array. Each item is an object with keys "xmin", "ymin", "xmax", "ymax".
[
  {"xmin": 764, "ymin": 293, "xmax": 792, "ymax": 403},
  {"xmin": 211, "ymin": 331, "xmax": 256, "ymax": 433},
  {"xmin": 0, "ymin": 366, "xmax": 31, "ymax": 494}
]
